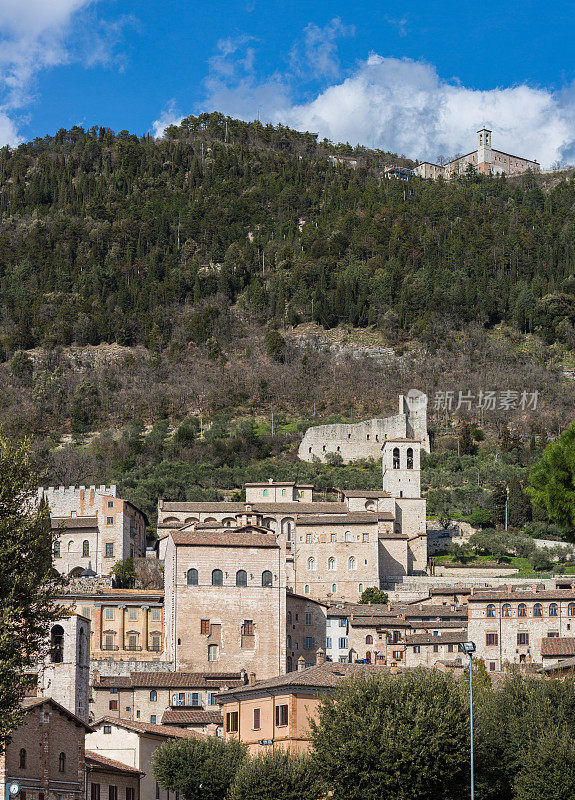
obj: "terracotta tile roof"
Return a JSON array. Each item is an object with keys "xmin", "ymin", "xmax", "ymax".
[
  {"xmin": 170, "ymin": 530, "xmax": 279, "ymax": 548},
  {"xmin": 95, "ymin": 672, "xmax": 243, "ymax": 689},
  {"xmin": 339, "ymin": 490, "xmax": 390, "ymax": 498},
  {"xmin": 85, "ymin": 751, "xmax": 144, "ymax": 775},
  {"xmin": 468, "ymin": 590, "xmax": 575, "ymax": 602},
  {"xmin": 161, "ymin": 501, "xmax": 347, "ymax": 514},
  {"xmin": 22, "ymin": 696, "xmax": 92, "ymax": 730},
  {"xmin": 540, "ymin": 654, "xmax": 575, "ymax": 672},
  {"xmin": 398, "ymin": 604, "xmax": 468, "ymax": 618},
  {"xmin": 96, "ymin": 716, "xmax": 201, "ymax": 738},
  {"xmin": 51, "ymin": 516, "xmax": 98, "ymax": 529},
  {"xmin": 192, "ymin": 523, "xmax": 272, "ymax": 534},
  {"xmin": 217, "ymin": 662, "xmax": 392, "ymax": 699},
  {"xmin": 541, "ymin": 638, "xmax": 575, "ymax": 657},
  {"xmin": 405, "ymin": 631, "xmax": 468, "ymax": 646},
  {"xmin": 161, "ymin": 710, "xmax": 223, "ymax": 725},
  {"xmin": 295, "ymin": 512, "xmax": 393, "ymax": 525},
  {"xmin": 378, "ymin": 531, "xmax": 408, "ymax": 539}
]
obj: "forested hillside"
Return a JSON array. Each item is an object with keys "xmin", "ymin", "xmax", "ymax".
[
  {"xmin": 1, "ymin": 112, "xmax": 575, "ymax": 351},
  {"xmin": 0, "ymin": 113, "xmax": 574, "ymax": 525}
]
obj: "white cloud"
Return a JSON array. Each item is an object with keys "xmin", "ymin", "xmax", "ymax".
[
  {"xmin": 289, "ymin": 18, "xmax": 355, "ymax": 80},
  {"xmin": 0, "ymin": 0, "xmax": 129, "ymax": 146},
  {"xmin": 152, "ymin": 103, "xmax": 184, "ymax": 139},
  {"xmin": 200, "ymin": 34, "xmax": 575, "ymax": 168}
]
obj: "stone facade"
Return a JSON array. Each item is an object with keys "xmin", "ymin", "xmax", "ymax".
[
  {"xmin": 403, "ymin": 631, "xmax": 468, "ymax": 668},
  {"xmin": 91, "ymin": 671, "xmax": 242, "ymax": 729},
  {"xmin": 467, "ymin": 588, "xmax": 575, "ymax": 672},
  {"xmin": 415, "ymin": 129, "xmax": 540, "ymax": 180},
  {"xmin": 41, "ymin": 485, "xmax": 147, "ymax": 577},
  {"xmin": 285, "ymin": 593, "xmax": 328, "ymax": 673},
  {"xmin": 163, "ymin": 524, "xmax": 287, "ymax": 678},
  {"xmin": 298, "ymin": 392, "xmax": 429, "ymax": 463},
  {"xmin": 0, "ymin": 698, "xmax": 90, "ymax": 800},
  {"xmin": 37, "ymin": 613, "xmax": 91, "ymax": 722},
  {"xmin": 57, "ymin": 590, "xmax": 164, "ymax": 663}
]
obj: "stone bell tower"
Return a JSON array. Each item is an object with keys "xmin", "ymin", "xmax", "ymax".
[{"xmin": 477, "ymin": 128, "xmax": 492, "ymax": 173}]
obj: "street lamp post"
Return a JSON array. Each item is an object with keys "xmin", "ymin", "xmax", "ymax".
[{"xmin": 459, "ymin": 641, "xmax": 476, "ymax": 800}]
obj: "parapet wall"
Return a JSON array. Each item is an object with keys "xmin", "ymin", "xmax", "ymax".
[{"xmin": 298, "ymin": 415, "xmax": 407, "ymax": 463}]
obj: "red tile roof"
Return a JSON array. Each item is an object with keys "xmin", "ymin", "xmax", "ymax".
[
  {"xmin": 541, "ymin": 638, "xmax": 575, "ymax": 657},
  {"xmin": 161, "ymin": 710, "xmax": 223, "ymax": 725},
  {"xmin": 296, "ymin": 512, "xmax": 393, "ymax": 525},
  {"xmin": 85, "ymin": 751, "xmax": 144, "ymax": 775},
  {"xmin": 95, "ymin": 672, "xmax": 243, "ymax": 689},
  {"xmin": 405, "ymin": 631, "xmax": 468, "ymax": 646},
  {"xmin": 170, "ymin": 530, "xmax": 279, "ymax": 548},
  {"xmin": 95, "ymin": 716, "xmax": 202, "ymax": 738}
]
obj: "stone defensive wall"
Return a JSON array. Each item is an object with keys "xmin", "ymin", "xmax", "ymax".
[{"xmin": 298, "ymin": 415, "xmax": 408, "ymax": 463}]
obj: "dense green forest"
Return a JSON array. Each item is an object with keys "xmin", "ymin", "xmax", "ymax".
[
  {"xmin": 1, "ymin": 112, "xmax": 575, "ymax": 351},
  {"xmin": 0, "ymin": 113, "xmax": 574, "ymax": 529}
]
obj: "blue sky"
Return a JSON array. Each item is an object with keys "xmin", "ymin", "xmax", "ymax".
[{"xmin": 1, "ymin": 0, "xmax": 575, "ymax": 166}]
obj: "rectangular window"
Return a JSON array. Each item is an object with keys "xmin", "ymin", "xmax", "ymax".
[
  {"xmin": 104, "ymin": 608, "xmax": 115, "ymax": 620},
  {"xmin": 306, "ymin": 534, "xmax": 311, "ymax": 543},
  {"xmin": 330, "ymin": 533, "xmax": 336, "ymax": 542},
  {"xmin": 109, "ymin": 700, "xmax": 118, "ymax": 710},
  {"xmin": 393, "ymin": 651, "xmax": 403, "ymax": 660},
  {"xmin": 547, "ymin": 631, "xmax": 560, "ymax": 638},
  {"xmin": 489, "ymin": 662, "xmax": 496, "ymax": 672},
  {"xmin": 282, "ymin": 488, "xmax": 287, "ymax": 496},
  {"xmin": 151, "ymin": 636, "xmax": 161, "ymax": 652},
  {"xmin": 128, "ymin": 608, "xmax": 138, "ymax": 620},
  {"xmin": 150, "ymin": 715, "xmax": 156, "ymax": 724},
  {"xmin": 287, "ymin": 611, "xmax": 291, "ymax": 624},
  {"xmin": 109, "ymin": 787, "xmax": 117, "ymax": 800},
  {"xmin": 105, "ymin": 543, "xmax": 114, "ymax": 558},
  {"xmin": 447, "ymin": 644, "xmax": 454, "ymax": 653},
  {"xmin": 253, "ymin": 708, "xmax": 261, "ymax": 729},
  {"xmin": 413, "ymin": 645, "xmax": 421, "ymax": 653},
  {"xmin": 486, "ymin": 633, "xmax": 498, "ymax": 646},
  {"xmin": 242, "ymin": 620, "xmax": 254, "ymax": 636},
  {"xmin": 126, "ymin": 789, "xmax": 135, "ymax": 800},
  {"xmin": 208, "ymin": 693, "xmax": 217, "ymax": 705},
  {"xmin": 304, "ymin": 637, "xmax": 314, "ymax": 650},
  {"xmin": 326, "ymin": 637, "xmax": 332, "ymax": 649},
  {"xmin": 107, "ymin": 516, "xmax": 114, "ymax": 525},
  {"xmin": 305, "ymin": 612, "xmax": 312, "ymax": 626},
  {"xmin": 338, "ymin": 637, "xmax": 348, "ymax": 649},
  {"xmin": 91, "ymin": 785, "xmax": 101, "ymax": 800},
  {"xmin": 517, "ymin": 632, "xmax": 529, "ymax": 645},
  {"xmin": 433, "ymin": 644, "xmax": 439, "ymax": 653},
  {"xmin": 226, "ymin": 712, "xmax": 239, "ymax": 733},
  {"xmin": 200, "ymin": 619, "xmax": 210, "ymax": 635},
  {"xmin": 151, "ymin": 608, "xmax": 162, "ymax": 621},
  {"xmin": 362, "ymin": 533, "xmax": 369, "ymax": 542},
  {"xmin": 108, "ymin": 500, "xmax": 114, "ymax": 508},
  {"xmin": 103, "ymin": 726, "xmax": 112, "ymax": 735},
  {"xmin": 275, "ymin": 704, "xmax": 288, "ymax": 727},
  {"xmin": 339, "ymin": 619, "xmax": 346, "ymax": 628},
  {"xmin": 128, "ymin": 635, "xmax": 138, "ymax": 651},
  {"xmin": 191, "ymin": 693, "xmax": 201, "ymax": 707},
  {"xmin": 104, "ymin": 634, "xmax": 114, "ymax": 651},
  {"xmin": 82, "ymin": 607, "xmax": 92, "ymax": 619}
]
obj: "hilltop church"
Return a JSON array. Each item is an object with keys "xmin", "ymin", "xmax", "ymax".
[{"xmin": 414, "ymin": 128, "xmax": 540, "ymax": 179}]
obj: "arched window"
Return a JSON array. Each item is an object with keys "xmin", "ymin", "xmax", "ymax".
[
  {"xmin": 502, "ymin": 604, "xmax": 511, "ymax": 617},
  {"xmin": 344, "ymin": 531, "xmax": 352, "ymax": 542},
  {"xmin": 393, "ymin": 447, "xmax": 400, "ymax": 469},
  {"xmin": 304, "ymin": 585, "xmax": 310, "ymax": 595},
  {"xmin": 19, "ymin": 748, "xmax": 26, "ymax": 769},
  {"xmin": 263, "ymin": 489, "xmax": 269, "ymax": 497},
  {"xmin": 186, "ymin": 568, "xmax": 198, "ymax": 586},
  {"xmin": 50, "ymin": 625, "xmax": 64, "ymax": 663},
  {"xmin": 236, "ymin": 570, "xmax": 247, "ymax": 586},
  {"xmin": 533, "ymin": 603, "xmax": 543, "ymax": 617},
  {"xmin": 307, "ymin": 557, "xmax": 316, "ymax": 571},
  {"xmin": 358, "ymin": 583, "xmax": 363, "ymax": 594},
  {"xmin": 486, "ymin": 604, "xmax": 496, "ymax": 618},
  {"xmin": 208, "ymin": 644, "xmax": 219, "ymax": 662},
  {"xmin": 518, "ymin": 603, "xmax": 527, "ymax": 617},
  {"xmin": 568, "ymin": 603, "xmax": 575, "ymax": 616},
  {"xmin": 262, "ymin": 570, "xmax": 273, "ymax": 587},
  {"xmin": 327, "ymin": 557, "xmax": 335, "ymax": 571},
  {"xmin": 348, "ymin": 556, "xmax": 356, "ymax": 571},
  {"xmin": 287, "ymin": 635, "xmax": 291, "ymax": 648},
  {"xmin": 549, "ymin": 603, "xmax": 558, "ymax": 617},
  {"xmin": 58, "ymin": 752, "xmax": 66, "ymax": 773},
  {"xmin": 79, "ymin": 627, "xmax": 87, "ymax": 665},
  {"xmin": 150, "ymin": 690, "xmax": 157, "ymax": 702},
  {"xmin": 286, "ymin": 656, "xmax": 292, "ymax": 672},
  {"xmin": 212, "ymin": 569, "xmax": 223, "ymax": 586},
  {"xmin": 53, "ymin": 541, "xmax": 60, "ymax": 558},
  {"xmin": 82, "ymin": 540, "xmax": 89, "ymax": 557},
  {"xmin": 406, "ymin": 448, "xmax": 414, "ymax": 469},
  {"xmin": 366, "ymin": 635, "xmax": 373, "ymax": 645},
  {"xmin": 332, "ymin": 583, "xmax": 337, "ymax": 594}
]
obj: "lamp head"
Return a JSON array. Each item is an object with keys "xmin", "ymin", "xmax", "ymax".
[{"xmin": 458, "ymin": 641, "xmax": 476, "ymax": 655}]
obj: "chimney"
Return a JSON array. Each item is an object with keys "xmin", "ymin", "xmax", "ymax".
[
  {"xmin": 297, "ymin": 656, "xmax": 306, "ymax": 672},
  {"xmin": 470, "ymin": 587, "xmax": 474, "ymax": 596},
  {"xmin": 249, "ymin": 672, "xmax": 256, "ymax": 686},
  {"xmin": 240, "ymin": 669, "xmax": 248, "ymax": 684},
  {"xmin": 316, "ymin": 648, "xmax": 325, "ymax": 666}
]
